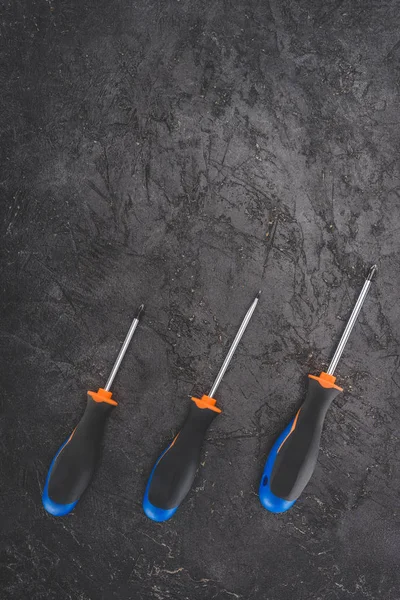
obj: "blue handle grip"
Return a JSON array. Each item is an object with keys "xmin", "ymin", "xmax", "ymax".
[{"xmin": 258, "ymin": 419, "xmax": 297, "ymax": 513}]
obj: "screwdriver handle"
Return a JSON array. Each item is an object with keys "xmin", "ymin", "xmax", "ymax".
[
  {"xmin": 143, "ymin": 396, "xmax": 221, "ymax": 522},
  {"xmin": 259, "ymin": 373, "xmax": 342, "ymax": 513},
  {"xmin": 42, "ymin": 389, "xmax": 117, "ymax": 516}
]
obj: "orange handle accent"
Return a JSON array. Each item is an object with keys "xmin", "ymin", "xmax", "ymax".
[
  {"xmin": 308, "ymin": 372, "xmax": 343, "ymax": 391},
  {"xmin": 88, "ymin": 388, "xmax": 118, "ymax": 406},
  {"xmin": 191, "ymin": 395, "xmax": 222, "ymax": 413},
  {"xmin": 277, "ymin": 408, "xmax": 301, "ymax": 453}
]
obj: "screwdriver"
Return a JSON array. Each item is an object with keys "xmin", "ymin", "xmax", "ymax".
[
  {"xmin": 42, "ymin": 304, "xmax": 144, "ymax": 516},
  {"xmin": 143, "ymin": 292, "xmax": 261, "ymax": 522},
  {"xmin": 259, "ymin": 265, "xmax": 377, "ymax": 513}
]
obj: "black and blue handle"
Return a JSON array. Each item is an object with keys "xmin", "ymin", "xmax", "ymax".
[
  {"xmin": 259, "ymin": 372, "xmax": 342, "ymax": 513},
  {"xmin": 42, "ymin": 389, "xmax": 117, "ymax": 516},
  {"xmin": 143, "ymin": 395, "xmax": 221, "ymax": 522}
]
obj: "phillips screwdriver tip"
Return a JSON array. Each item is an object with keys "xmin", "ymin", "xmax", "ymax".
[
  {"xmin": 367, "ymin": 265, "xmax": 377, "ymax": 281},
  {"xmin": 135, "ymin": 304, "xmax": 145, "ymax": 319},
  {"xmin": 256, "ymin": 290, "xmax": 262, "ymax": 299}
]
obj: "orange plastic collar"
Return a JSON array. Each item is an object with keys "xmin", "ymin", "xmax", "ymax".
[
  {"xmin": 308, "ymin": 372, "xmax": 343, "ymax": 391},
  {"xmin": 191, "ymin": 395, "xmax": 222, "ymax": 413},
  {"xmin": 88, "ymin": 388, "xmax": 118, "ymax": 406}
]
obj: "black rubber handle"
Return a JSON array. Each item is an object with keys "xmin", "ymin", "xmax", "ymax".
[
  {"xmin": 270, "ymin": 378, "xmax": 342, "ymax": 501},
  {"xmin": 47, "ymin": 396, "xmax": 115, "ymax": 505},
  {"xmin": 148, "ymin": 402, "xmax": 219, "ymax": 510}
]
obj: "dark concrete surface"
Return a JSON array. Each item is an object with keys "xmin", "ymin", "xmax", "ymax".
[{"xmin": 1, "ymin": 0, "xmax": 400, "ymax": 598}]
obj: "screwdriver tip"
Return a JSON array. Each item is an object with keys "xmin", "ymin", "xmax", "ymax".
[
  {"xmin": 367, "ymin": 265, "xmax": 377, "ymax": 281},
  {"xmin": 135, "ymin": 304, "xmax": 145, "ymax": 319},
  {"xmin": 256, "ymin": 290, "xmax": 262, "ymax": 299}
]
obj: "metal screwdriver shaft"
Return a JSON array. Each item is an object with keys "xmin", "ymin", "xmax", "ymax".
[
  {"xmin": 327, "ymin": 265, "xmax": 377, "ymax": 375},
  {"xmin": 208, "ymin": 291, "xmax": 261, "ymax": 398},
  {"xmin": 105, "ymin": 304, "xmax": 145, "ymax": 391}
]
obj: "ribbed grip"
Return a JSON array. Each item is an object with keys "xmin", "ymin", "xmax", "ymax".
[
  {"xmin": 269, "ymin": 378, "xmax": 342, "ymax": 501},
  {"xmin": 45, "ymin": 396, "xmax": 115, "ymax": 507},
  {"xmin": 147, "ymin": 403, "xmax": 219, "ymax": 511}
]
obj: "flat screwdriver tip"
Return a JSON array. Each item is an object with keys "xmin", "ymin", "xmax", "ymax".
[
  {"xmin": 135, "ymin": 304, "xmax": 145, "ymax": 319},
  {"xmin": 256, "ymin": 290, "xmax": 262, "ymax": 299},
  {"xmin": 367, "ymin": 265, "xmax": 377, "ymax": 281}
]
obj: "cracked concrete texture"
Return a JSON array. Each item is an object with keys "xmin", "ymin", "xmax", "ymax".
[{"xmin": 1, "ymin": 0, "xmax": 399, "ymax": 598}]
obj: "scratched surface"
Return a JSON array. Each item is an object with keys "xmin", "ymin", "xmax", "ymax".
[{"xmin": 1, "ymin": 0, "xmax": 400, "ymax": 598}]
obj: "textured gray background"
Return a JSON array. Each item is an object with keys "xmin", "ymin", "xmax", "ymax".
[{"xmin": 1, "ymin": 1, "xmax": 399, "ymax": 599}]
